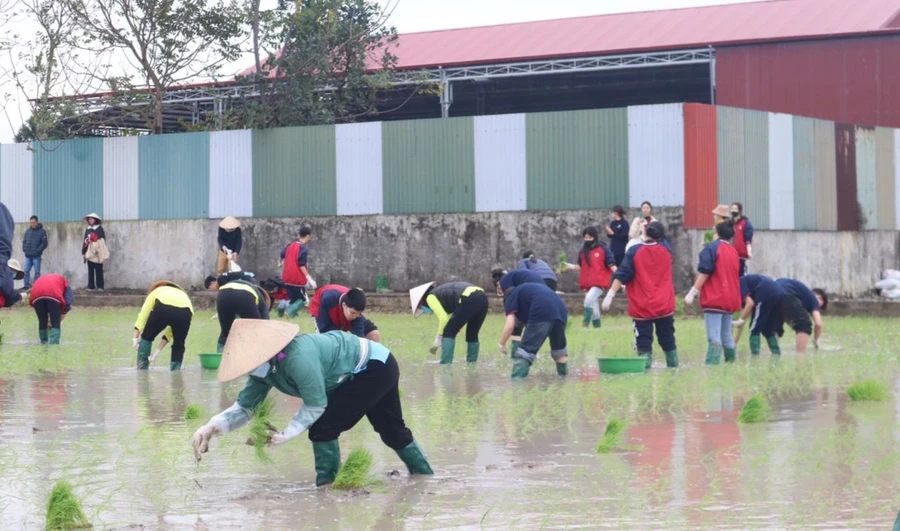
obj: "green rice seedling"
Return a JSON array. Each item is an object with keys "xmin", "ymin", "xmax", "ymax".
[
  {"xmin": 45, "ymin": 480, "xmax": 91, "ymax": 530},
  {"xmin": 847, "ymin": 380, "xmax": 890, "ymax": 402},
  {"xmin": 703, "ymin": 230, "xmax": 715, "ymax": 244},
  {"xmin": 596, "ymin": 418, "xmax": 627, "ymax": 453},
  {"xmin": 738, "ymin": 394, "xmax": 772, "ymax": 424},
  {"xmin": 332, "ymin": 448, "xmax": 375, "ymax": 490},
  {"xmin": 183, "ymin": 404, "xmax": 204, "ymax": 420},
  {"xmin": 557, "ymin": 253, "xmax": 567, "ymax": 273},
  {"xmin": 246, "ymin": 398, "xmax": 277, "ymax": 462}
]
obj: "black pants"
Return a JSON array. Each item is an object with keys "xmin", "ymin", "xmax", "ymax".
[
  {"xmin": 33, "ymin": 298, "xmax": 61, "ymax": 330},
  {"xmin": 217, "ymin": 289, "xmax": 261, "ymax": 346},
  {"xmin": 750, "ymin": 295, "xmax": 784, "ymax": 339},
  {"xmin": 739, "ymin": 259, "xmax": 747, "ymax": 277},
  {"xmin": 308, "ymin": 355, "xmax": 413, "ymax": 450},
  {"xmin": 443, "ymin": 291, "xmax": 488, "ymax": 343},
  {"xmin": 287, "ymin": 286, "xmax": 308, "ymax": 304},
  {"xmin": 87, "ymin": 261, "xmax": 104, "ymax": 289},
  {"xmin": 142, "ymin": 301, "xmax": 192, "ymax": 363},
  {"xmin": 634, "ymin": 316, "xmax": 677, "ymax": 353},
  {"xmin": 782, "ymin": 295, "xmax": 813, "ymax": 335},
  {"xmin": 544, "ymin": 279, "xmax": 558, "ymax": 291}
]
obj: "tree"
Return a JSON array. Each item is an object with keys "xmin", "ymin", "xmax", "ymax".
[{"xmin": 65, "ymin": 0, "xmax": 246, "ymax": 133}]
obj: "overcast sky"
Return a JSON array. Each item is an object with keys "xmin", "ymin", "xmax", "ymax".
[{"xmin": 0, "ymin": 0, "xmax": 753, "ymax": 142}]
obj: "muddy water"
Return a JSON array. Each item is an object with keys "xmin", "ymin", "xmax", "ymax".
[{"xmin": 0, "ymin": 311, "xmax": 899, "ymax": 529}]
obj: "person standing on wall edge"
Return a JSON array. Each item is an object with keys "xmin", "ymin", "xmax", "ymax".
[
  {"xmin": 22, "ymin": 215, "xmax": 48, "ymax": 290},
  {"xmin": 280, "ymin": 226, "xmax": 316, "ymax": 318},
  {"xmin": 607, "ymin": 205, "xmax": 630, "ymax": 266},
  {"xmin": 217, "ymin": 217, "xmax": 242, "ymax": 275},
  {"xmin": 731, "ymin": 203, "xmax": 754, "ymax": 276},
  {"xmin": 82, "ymin": 213, "xmax": 108, "ymax": 291}
]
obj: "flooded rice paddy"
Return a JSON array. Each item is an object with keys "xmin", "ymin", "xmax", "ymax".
[{"xmin": 1, "ymin": 308, "xmax": 899, "ymax": 529}]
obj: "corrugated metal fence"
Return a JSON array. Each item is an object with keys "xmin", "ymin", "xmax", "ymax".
[{"xmin": 4, "ymin": 103, "xmax": 900, "ymax": 230}]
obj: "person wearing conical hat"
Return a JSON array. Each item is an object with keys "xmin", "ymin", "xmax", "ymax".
[
  {"xmin": 190, "ymin": 320, "xmax": 434, "ymax": 487},
  {"xmin": 81, "ymin": 213, "xmax": 107, "ymax": 291},
  {"xmin": 205, "ymin": 272, "xmax": 270, "ymax": 353},
  {"xmin": 217, "ymin": 216, "xmax": 242, "ymax": 275},
  {"xmin": 0, "ymin": 259, "xmax": 24, "ymax": 309},
  {"xmin": 133, "ymin": 281, "xmax": 194, "ymax": 371},
  {"xmin": 29, "ymin": 274, "xmax": 73, "ymax": 345},
  {"xmin": 409, "ymin": 281, "xmax": 488, "ymax": 364}
]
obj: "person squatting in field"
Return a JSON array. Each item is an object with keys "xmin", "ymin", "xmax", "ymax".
[
  {"xmin": 499, "ymin": 282, "xmax": 569, "ymax": 378},
  {"xmin": 491, "ymin": 267, "xmax": 545, "ymax": 358},
  {"xmin": 409, "ymin": 281, "xmax": 488, "ymax": 364},
  {"xmin": 309, "ymin": 285, "xmax": 380, "ymax": 341}
]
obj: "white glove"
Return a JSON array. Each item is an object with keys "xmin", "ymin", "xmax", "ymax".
[
  {"xmin": 132, "ymin": 337, "xmax": 140, "ymax": 350},
  {"xmin": 499, "ymin": 343, "xmax": 508, "ymax": 355},
  {"xmin": 306, "ymin": 276, "xmax": 317, "ymax": 290},
  {"xmin": 429, "ymin": 334, "xmax": 442, "ymax": 355},
  {"xmin": 221, "ymin": 246, "xmax": 229, "ymax": 253},
  {"xmin": 685, "ymin": 287, "xmax": 699, "ymax": 305},
  {"xmin": 746, "ymin": 244, "xmax": 752, "ymax": 259},
  {"xmin": 732, "ymin": 319, "xmax": 745, "ymax": 328},
  {"xmin": 565, "ymin": 262, "xmax": 579, "ymax": 271},
  {"xmin": 149, "ymin": 348, "xmax": 162, "ymax": 362},
  {"xmin": 271, "ymin": 420, "xmax": 304, "ymax": 446},
  {"xmin": 226, "ymin": 250, "xmax": 233, "ymax": 259},
  {"xmin": 601, "ymin": 292, "xmax": 615, "ymax": 312},
  {"xmin": 813, "ymin": 339, "xmax": 819, "ymax": 350},
  {"xmin": 192, "ymin": 423, "xmax": 218, "ymax": 461}
]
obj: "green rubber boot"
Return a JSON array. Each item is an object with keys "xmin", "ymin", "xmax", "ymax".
[
  {"xmin": 39, "ymin": 329, "xmax": 48, "ymax": 345},
  {"xmin": 582, "ymin": 307, "xmax": 592, "ymax": 327},
  {"xmin": 439, "ymin": 337, "xmax": 456, "ymax": 365},
  {"xmin": 216, "ymin": 342, "xmax": 225, "ymax": 354},
  {"xmin": 466, "ymin": 342, "xmax": 479, "ymax": 363},
  {"xmin": 170, "ymin": 361, "xmax": 182, "ymax": 371},
  {"xmin": 276, "ymin": 307, "xmax": 285, "ymax": 318},
  {"xmin": 640, "ymin": 351, "xmax": 652, "ymax": 369},
  {"xmin": 665, "ymin": 350, "xmax": 679, "ymax": 368},
  {"xmin": 592, "ymin": 315, "xmax": 602, "ymax": 329},
  {"xmin": 556, "ymin": 362, "xmax": 569, "ymax": 376},
  {"xmin": 724, "ymin": 347, "xmax": 737, "ymax": 363},
  {"xmin": 766, "ymin": 336, "xmax": 781, "ymax": 355},
  {"xmin": 510, "ymin": 340, "xmax": 520, "ymax": 360},
  {"xmin": 137, "ymin": 340, "xmax": 152, "ymax": 370},
  {"xmin": 48, "ymin": 328, "xmax": 61, "ymax": 345},
  {"xmin": 705, "ymin": 343, "xmax": 722, "ymax": 365},
  {"xmin": 312, "ymin": 440, "xmax": 342, "ymax": 487},
  {"xmin": 395, "ymin": 440, "xmax": 434, "ymax": 475},
  {"xmin": 286, "ymin": 298, "xmax": 305, "ymax": 318},
  {"xmin": 749, "ymin": 334, "xmax": 761, "ymax": 355},
  {"xmin": 511, "ymin": 359, "xmax": 531, "ymax": 378}
]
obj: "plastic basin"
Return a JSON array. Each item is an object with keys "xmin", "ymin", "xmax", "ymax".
[
  {"xmin": 199, "ymin": 353, "xmax": 222, "ymax": 370},
  {"xmin": 597, "ymin": 357, "xmax": 647, "ymax": 374}
]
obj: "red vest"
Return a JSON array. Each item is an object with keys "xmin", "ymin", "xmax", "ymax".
[
  {"xmin": 700, "ymin": 242, "xmax": 742, "ymax": 313},
  {"xmin": 30, "ymin": 274, "xmax": 69, "ymax": 311},
  {"xmin": 309, "ymin": 285, "xmax": 352, "ymax": 330},
  {"xmin": 733, "ymin": 218, "xmax": 750, "ymax": 258},
  {"xmin": 625, "ymin": 244, "xmax": 676, "ymax": 320},
  {"xmin": 579, "ymin": 246, "xmax": 613, "ymax": 291},
  {"xmin": 282, "ymin": 242, "xmax": 308, "ymax": 286}
]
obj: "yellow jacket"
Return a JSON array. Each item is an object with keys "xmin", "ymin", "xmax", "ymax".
[
  {"xmin": 135, "ymin": 286, "xmax": 194, "ymax": 340},
  {"xmin": 426, "ymin": 285, "xmax": 483, "ymax": 335}
]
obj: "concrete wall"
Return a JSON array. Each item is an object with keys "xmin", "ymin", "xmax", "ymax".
[{"xmin": 12, "ymin": 209, "xmax": 897, "ymax": 297}]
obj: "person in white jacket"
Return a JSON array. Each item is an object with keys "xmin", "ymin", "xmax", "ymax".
[{"xmin": 626, "ymin": 201, "xmax": 658, "ymax": 252}]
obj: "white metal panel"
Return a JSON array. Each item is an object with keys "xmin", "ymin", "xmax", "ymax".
[
  {"xmin": 474, "ymin": 114, "xmax": 527, "ymax": 212},
  {"xmin": 209, "ymin": 129, "xmax": 253, "ymax": 219},
  {"xmin": 895, "ymin": 129, "xmax": 900, "ymax": 230},
  {"xmin": 854, "ymin": 127, "xmax": 878, "ymax": 230},
  {"xmin": 336, "ymin": 122, "xmax": 383, "ymax": 216},
  {"xmin": 103, "ymin": 136, "xmax": 139, "ymax": 220},
  {"xmin": 767, "ymin": 113, "xmax": 795, "ymax": 230},
  {"xmin": 627, "ymin": 104, "xmax": 685, "ymax": 208},
  {"xmin": 0, "ymin": 143, "xmax": 34, "ymax": 222}
]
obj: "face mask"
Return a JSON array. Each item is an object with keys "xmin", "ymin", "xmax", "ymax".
[
  {"xmin": 249, "ymin": 362, "xmax": 271, "ymax": 379},
  {"xmin": 583, "ymin": 239, "xmax": 595, "ymax": 248},
  {"xmin": 422, "ymin": 307, "xmax": 432, "ymax": 315},
  {"xmin": 731, "ymin": 211, "xmax": 740, "ymax": 218}
]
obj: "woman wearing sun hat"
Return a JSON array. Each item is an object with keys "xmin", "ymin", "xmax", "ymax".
[
  {"xmin": 190, "ymin": 320, "xmax": 434, "ymax": 487},
  {"xmin": 0, "ymin": 259, "xmax": 24, "ymax": 309},
  {"xmin": 133, "ymin": 281, "xmax": 194, "ymax": 371},
  {"xmin": 409, "ymin": 281, "xmax": 488, "ymax": 364},
  {"xmin": 81, "ymin": 213, "xmax": 108, "ymax": 291},
  {"xmin": 217, "ymin": 216, "xmax": 242, "ymax": 275}
]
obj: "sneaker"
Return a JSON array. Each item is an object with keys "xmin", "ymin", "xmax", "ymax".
[
  {"xmin": 86, "ymin": 288, "xmax": 96, "ymax": 292},
  {"xmin": 97, "ymin": 289, "xmax": 105, "ymax": 292}
]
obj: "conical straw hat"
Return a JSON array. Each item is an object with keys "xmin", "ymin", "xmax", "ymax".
[
  {"xmin": 409, "ymin": 282, "xmax": 435, "ymax": 317},
  {"xmin": 84, "ymin": 213, "xmax": 102, "ymax": 223},
  {"xmin": 7, "ymin": 259, "xmax": 23, "ymax": 281},
  {"xmin": 219, "ymin": 216, "xmax": 241, "ymax": 230},
  {"xmin": 217, "ymin": 320, "xmax": 299, "ymax": 382},
  {"xmin": 147, "ymin": 280, "xmax": 186, "ymax": 295}
]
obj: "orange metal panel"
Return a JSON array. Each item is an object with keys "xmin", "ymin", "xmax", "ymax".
[{"xmin": 683, "ymin": 103, "xmax": 718, "ymax": 229}]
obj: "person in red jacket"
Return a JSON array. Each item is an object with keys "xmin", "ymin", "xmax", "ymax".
[
  {"xmin": 685, "ymin": 221, "xmax": 741, "ymax": 364},
  {"xmin": 309, "ymin": 285, "xmax": 380, "ymax": 341},
  {"xmin": 566, "ymin": 227, "xmax": 617, "ymax": 328},
  {"xmin": 280, "ymin": 226, "xmax": 315, "ymax": 318},
  {"xmin": 730, "ymin": 203, "xmax": 754, "ymax": 277},
  {"xmin": 602, "ymin": 222, "xmax": 678, "ymax": 368},
  {"xmin": 29, "ymin": 274, "xmax": 73, "ymax": 345}
]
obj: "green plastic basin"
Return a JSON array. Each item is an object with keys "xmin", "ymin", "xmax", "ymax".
[
  {"xmin": 597, "ymin": 357, "xmax": 647, "ymax": 374},
  {"xmin": 199, "ymin": 353, "xmax": 222, "ymax": 370}
]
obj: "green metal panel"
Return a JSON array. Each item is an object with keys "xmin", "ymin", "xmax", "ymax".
[
  {"xmin": 875, "ymin": 127, "xmax": 896, "ymax": 230},
  {"xmin": 139, "ymin": 132, "xmax": 210, "ymax": 219},
  {"xmin": 717, "ymin": 107, "xmax": 769, "ymax": 229},
  {"xmin": 253, "ymin": 126, "xmax": 337, "ymax": 217},
  {"xmin": 814, "ymin": 119, "xmax": 838, "ymax": 231},
  {"xmin": 526, "ymin": 109, "xmax": 628, "ymax": 210},
  {"xmin": 854, "ymin": 127, "xmax": 878, "ymax": 230},
  {"xmin": 33, "ymin": 138, "xmax": 103, "ymax": 222},
  {"xmin": 792, "ymin": 117, "xmax": 818, "ymax": 230},
  {"xmin": 382, "ymin": 118, "xmax": 475, "ymax": 214}
]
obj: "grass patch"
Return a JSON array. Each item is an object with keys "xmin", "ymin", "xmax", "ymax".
[
  {"xmin": 332, "ymin": 448, "xmax": 376, "ymax": 490},
  {"xmin": 246, "ymin": 398, "xmax": 276, "ymax": 462},
  {"xmin": 45, "ymin": 480, "xmax": 91, "ymax": 530},
  {"xmin": 183, "ymin": 404, "xmax": 204, "ymax": 420},
  {"xmin": 738, "ymin": 394, "xmax": 772, "ymax": 424},
  {"xmin": 847, "ymin": 380, "xmax": 890, "ymax": 402},
  {"xmin": 596, "ymin": 418, "xmax": 627, "ymax": 453}
]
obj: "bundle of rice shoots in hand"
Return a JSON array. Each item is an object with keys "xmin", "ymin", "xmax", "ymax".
[
  {"xmin": 847, "ymin": 380, "xmax": 890, "ymax": 402},
  {"xmin": 703, "ymin": 230, "xmax": 715, "ymax": 244},
  {"xmin": 332, "ymin": 448, "xmax": 376, "ymax": 490},
  {"xmin": 246, "ymin": 398, "xmax": 278, "ymax": 462},
  {"xmin": 45, "ymin": 480, "xmax": 91, "ymax": 530},
  {"xmin": 183, "ymin": 403, "xmax": 204, "ymax": 420},
  {"xmin": 558, "ymin": 253, "xmax": 567, "ymax": 274},
  {"xmin": 596, "ymin": 418, "xmax": 627, "ymax": 453},
  {"xmin": 738, "ymin": 394, "xmax": 772, "ymax": 423}
]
